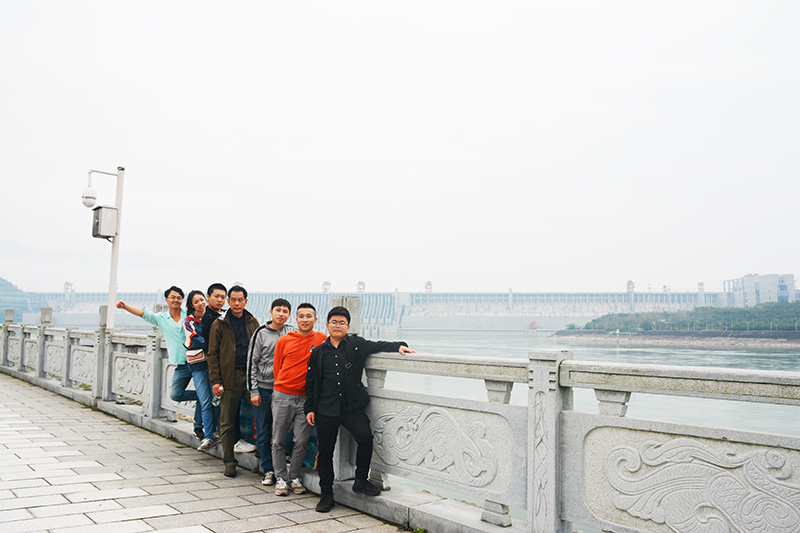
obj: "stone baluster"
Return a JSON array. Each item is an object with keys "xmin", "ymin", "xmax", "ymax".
[
  {"xmin": 528, "ymin": 350, "xmax": 572, "ymax": 533},
  {"xmin": 145, "ymin": 330, "xmax": 163, "ymax": 418},
  {"xmin": 482, "ymin": 379, "xmax": 515, "ymax": 526},
  {"xmin": 19, "ymin": 320, "xmax": 30, "ymax": 372},
  {"xmin": 62, "ymin": 328, "xmax": 74, "ymax": 387},
  {"xmin": 35, "ymin": 308, "xmax": 52, "ymax": 378},
  {"xmin": 595, "ymin": 389, "xmax": 631, "ymax": 417},
  {"xmin": 94, "ymin": 305, "xmax": 109, "ymax": 400},
  {"xmin": 365, "ymin": 367, "xmax": 389, "ymax": 489},
  {"xmin": 1, "ymin": 309, "xmax": 13, "ymax": 366}
]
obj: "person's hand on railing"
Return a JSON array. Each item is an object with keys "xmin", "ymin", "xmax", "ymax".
[{"xmin": 399, "ymin": 346, "xmax": 415, "ymax": 355}]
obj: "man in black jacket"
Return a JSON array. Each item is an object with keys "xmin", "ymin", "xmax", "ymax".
[{"xmin": 305, "ymin": 306, "xmax": 414, "ymax": 513}]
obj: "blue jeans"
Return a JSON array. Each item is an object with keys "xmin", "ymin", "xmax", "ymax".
[
  {"xmin": 253, "ymin": 387, "xmax": 273, "ymax": 473},
  {"xmin": 170, "ymin": 364, "xmax": 202, "ymax": 430},
  {"xmin": 189, "ymin": 361, "xmax": 218, "ymax": 438}
]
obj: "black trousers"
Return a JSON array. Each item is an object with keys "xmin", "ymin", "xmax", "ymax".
[{"xmin": 316, "ymin": 409, "xmax": 373, "ymax": 494}]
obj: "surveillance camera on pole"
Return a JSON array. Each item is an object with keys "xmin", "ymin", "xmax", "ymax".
[{"xmin": 82, "ymin": 167, "xmax": 125, "ymax": 329}]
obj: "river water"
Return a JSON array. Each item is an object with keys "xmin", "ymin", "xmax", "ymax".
[{"xmin": 389, "ymin": 332, "xmax": 800, "ymax": 437}]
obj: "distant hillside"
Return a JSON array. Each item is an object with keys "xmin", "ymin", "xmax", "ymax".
[
  {"xmin": 0, "ymin": 277, "xmax": 48, "ymax": 321},
  {"xmin": 580, "ymin": 301, "xmax": 800, "ymax": 332}
]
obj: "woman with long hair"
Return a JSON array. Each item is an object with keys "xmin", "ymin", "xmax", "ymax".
[{"xmin": 184, "ymin": 289, "xmax": 218, "ymax": 451}]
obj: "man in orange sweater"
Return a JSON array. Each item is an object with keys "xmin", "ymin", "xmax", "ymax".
[{"xmin": 270, "ymin": 303, "xmax": 328, "ymax": 496}]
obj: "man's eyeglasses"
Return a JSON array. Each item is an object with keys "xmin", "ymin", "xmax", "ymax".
[{"xmin": 328, "ymin": 321, "xmax": 349, "ymax": 327}]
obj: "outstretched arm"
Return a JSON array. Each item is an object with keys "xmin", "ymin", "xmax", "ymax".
[{"xmin": 116, "ymin": 301, "xmax": 144, "ymax": 317}]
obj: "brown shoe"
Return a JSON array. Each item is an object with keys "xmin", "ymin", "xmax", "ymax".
[{"xmin": 224, "ymin": 464, "xmax": 237, "ymax": 478}]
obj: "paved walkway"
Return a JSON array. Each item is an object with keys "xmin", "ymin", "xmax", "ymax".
[{"xmin": 0, "ymin": 373, "xmax": 398, "ymax": 533}]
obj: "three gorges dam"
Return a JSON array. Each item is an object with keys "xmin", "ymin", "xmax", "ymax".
[{"xmin": 26, "ymin": 283, "xmax": 731, "ymax": 334}]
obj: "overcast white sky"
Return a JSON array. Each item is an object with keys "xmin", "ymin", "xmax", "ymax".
[{"xmin": 1, "ymin": 1, "xmax": 798, "ymax": 295}]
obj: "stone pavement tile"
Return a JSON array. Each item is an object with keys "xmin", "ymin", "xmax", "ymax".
[
  {"xmin": 206, "ymin": 514, "xmax": 296, "ymax": 533},
  {"xmin": 188, "ymin": 485, "xmax": 268, "ymax": 500},
  {"xmin": 144, "ymin": 509, "xmax": 236, "ymax": 529},
  {"xmin": 0, "ymin": 493, "xmax": 69, "ymax": 511},
  {"xmin": 50, "ymin": 519, "xmax": 156, "ymax": 533},
  {"xmin": 242, "ymin": 490, "xmax": 311, "ymax": 505},
  {"xmin": 0, "ymin": 478, "xmax": 49, "ymax": 491},
  {"xmin": 29, "ymin": 498, "xmax": 122, "ymax": 518},
  {"xmin": 116, "ymin": 491, "xmax": 200, "ymax": 509},
  {"xmin": 88, "ymin": 503, "xmax": 180, "ymax": 523},
  {"xmin": 3, "ymin": 512, "xmax": 93, "ymax": 533},
  {"xmin": 31, "ymin": 460, "xmax": 102, "ymax": 471},
  {"xmin": 0, "ymin": 464, "xmax": 32, "ymax": 474},
  {"xmin": 0, "ymin": 455, "xmax": 58, "ymax": 466},
  {"xmin": 170, "ymin": 496, "xmax": 254, "ymax": 513},
  {"xmin": 3, "ymin": 467, "xmax": 75, "ymax": 481},
  {"xmin": 358, "ymin": 525, "xmax": 403, "ymax": 533},
  {"xmin": 65, "ymin": 487, "xmax": 149, "ymax": 502},
  {"xmin": 13, "ymin": 482, "xmax": 98, "ymax": 497},
  {"xmin": 275, "ymin": 520, "xmax": 356, "ymax": 533},
  {"xmin": 161, "ymin": 472, "xmax": 223, "ymax": 484},
  {"xmin": 337, "ymin": 513, "xmax": 386, "ymax": 529},
  {"xmin": 225, "ymin": 499, "xmax": 307, "ymax": 519},
  {"xmin": 15, "ymin": 448, "xmax": 84, "ymax": 458},
  {"xmin": 146, "ymin": 481, "xmax": 218, "ymax": 495},
  {"xmin": 46, "ymin": 472, "xmax": 124, "ymax": 485},
  {"xmin": 0, "ymin": 489, "xmax": 14, "ymax": 499},
  {"xmin": 279, "ymin": 506, "xmax": 359, "ymax": 526},
  {"xmin": 93, "ymin": 476, "xmax": 170, "ymax": 490},
  {"xmin": 0, "ymin": 508, "xmax": 32, "ymax": 522},
  {"xmin": 152, "ymin": 527, "xmax": 211, "ymax": 533},
  {"xmin": 206, "ymin": 475, "xmax": 264, "ymax": 489}
]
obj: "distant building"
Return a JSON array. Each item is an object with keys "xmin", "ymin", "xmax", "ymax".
[{"xmin": 722, "ymin": 273, "xmax": 796, "ymax": 307}]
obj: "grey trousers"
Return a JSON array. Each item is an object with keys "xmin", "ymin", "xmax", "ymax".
[{"xmin": 271, "ymin": 390, "xmax": 312, "ymax": 481}]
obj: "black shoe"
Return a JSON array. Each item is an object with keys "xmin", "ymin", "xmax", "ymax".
[
  {"xmin": 352, "ymin": 478, "xmax": 382, "ymax": 496},
  {"xmin": 193, "ymin": 427, "xmax": 204, "ymax": 440},
  {"xmin": 316, "ymin": 493, "xmax": 335, "ymax": 513}
]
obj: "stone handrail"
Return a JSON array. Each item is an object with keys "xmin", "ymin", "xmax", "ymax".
[{"xmin": 2, "ymin": 309, "xmax": 799, "ymax": 533}]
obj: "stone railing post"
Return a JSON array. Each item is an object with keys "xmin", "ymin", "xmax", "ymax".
[
  {"xmin": 93, "ymin": 305, "xmax": 108, "ymax": 400},
  {"xmin": 482, "ymin": 378, "xmax": 515, "ymax": 527},
  {"xmin": 528, "ymin": 351, "xmax": 572, "ymax": 533},
  {"xmin": 62, "ymin": 328, "xmax": 74, "ymax": 387},
  {"xmin": 19, "ymin": 319, "xmax": 31, "ymax": 372},
  {"xmin": 365, "ymin": 367, "xmax": 389, "ymax": 489},
  {"xmin": 35, "ymin": 308, "xmax": 52, "ymax": 378},
  {"xmin": 1, "ymin": 309, "xmax": 13, "ymax": 366},
  {"xmin": 145, "ymin": 330, "xmax": 163, "ymax": 418}
]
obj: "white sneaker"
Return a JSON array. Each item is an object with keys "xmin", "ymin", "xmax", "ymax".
[
  {"xmin": 261, "ymin": 471, "xmax": 275, "ymax": 486},
  {"xmin": 290, "ymin": 478, "xmax": 306, "ymax": 494},
  {"xmin": 197, "ymin": 438, "xmax": 216, "ymax": 451},
  {"xmin": 275, "ymin": 478, "xmax": 289, "ymax": 496},
  {"xmin": 233, "ymin": 439, "xmax": 257, "ymax": 453}
]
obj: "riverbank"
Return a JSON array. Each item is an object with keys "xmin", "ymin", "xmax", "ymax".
[{"xmin": 551, "ymin": 329, "xmax": 800, "ymax": 351}]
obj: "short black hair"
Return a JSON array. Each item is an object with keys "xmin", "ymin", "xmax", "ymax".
[
  {"xmin": 186, "ymin": 290, "xmax": 205, "ymax": 316},
  {"xmin": 271, "ymin": 298, "xmax": 291, "ymax": 311},
  {"xmin": 228, "ymin": 285, "xmax": 247, "ymax": 298},
  {"xmin": 327, "ymin": 306, "xmax": 350, "ymax": 324},
  {"xmin": 297, "ymin": 302, "xmax": 316, "ymax": 315},
  {"xmin": 207, "ymin": 283, "xmax": 227, "ymax": 296},
  {"xmin": 164, "ymin": 286, "xmax": 184, "ymax": 298}
]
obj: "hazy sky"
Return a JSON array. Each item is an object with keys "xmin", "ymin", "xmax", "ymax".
[{"xmin": 1, "ymin": 1, "xmax": 798, "ymax": 295}]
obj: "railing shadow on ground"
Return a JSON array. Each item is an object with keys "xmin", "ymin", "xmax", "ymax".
[{"xmin": 2, "ymin": 307, "xmax": 800, "ymax": 533}]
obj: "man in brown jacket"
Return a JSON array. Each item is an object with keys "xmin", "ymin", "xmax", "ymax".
[{"xmin": 207, "ymin": 285, "xmax": 259, "ymax": 477}]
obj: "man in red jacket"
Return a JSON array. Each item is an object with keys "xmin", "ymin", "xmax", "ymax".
[{"xmin": 270, "ymin": 303, "xmax": 328, "ymax": 496}]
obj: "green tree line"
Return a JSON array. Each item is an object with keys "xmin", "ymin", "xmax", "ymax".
[{"xmin": 582, "ymin": 301, "xmax": 800, "ymax": 332}]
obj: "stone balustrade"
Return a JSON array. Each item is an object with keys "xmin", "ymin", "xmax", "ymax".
[{"xmin": 2, "ymin": 307, "xmax": 799, "ymax": 533}]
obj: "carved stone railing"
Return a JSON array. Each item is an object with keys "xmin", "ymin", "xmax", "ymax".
[{"xmin": 2, "ymin": 308, "xmax": 799, "ymax": 533}]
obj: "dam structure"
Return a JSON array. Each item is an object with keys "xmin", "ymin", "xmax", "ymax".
[{"xmin": 30, "ymin": 287, "xmax": 724, "ymax": 333}]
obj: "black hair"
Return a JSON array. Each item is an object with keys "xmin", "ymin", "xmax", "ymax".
[
  {"xmin": 297, "ymin": 302, "xmax": 316, "ymax": 315},
  {"xmin": 207, "ymin": 283, "xmax": 227, "ymax": 296},
  {"xmin": 271, "ymin": 298, "xmax": 292, "ymax": 311},
  {"xmin": 228, "ymin": 285, "xmax": 248, "ymax": 298},
  {"xmin": 327, "ymin": 306, "xmax": 350, "ymax": 324},
  {"xmin": 186, "ymin": 290, "xmax": 205, "ymax": 316},
  {"xmin": 164, "ymin": 286, "xmax": 184, "ymax": 298}
]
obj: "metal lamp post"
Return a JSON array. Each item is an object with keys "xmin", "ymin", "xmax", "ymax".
[{"xmin": 81, "ymin": 167, "xmax": 125, "ymax": 329}]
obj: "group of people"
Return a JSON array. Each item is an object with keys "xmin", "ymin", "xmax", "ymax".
[{"xmin": 116, "ymin": 283, "xmax": 414, "ymax": 513}]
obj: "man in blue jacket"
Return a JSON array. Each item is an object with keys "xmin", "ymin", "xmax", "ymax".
[{"xmin": 304, "ymin": 306, "xmax": 414, "ymax": 513}]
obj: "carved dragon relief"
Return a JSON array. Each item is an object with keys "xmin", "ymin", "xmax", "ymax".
[
  {"xmin": 605, "ymin": 437, "xmax": 800, "ymax": 533},
  {"xmin": 45, "ymin": 344, "xmax": 65, "ymax": 375},
  {"xmin": 114, "ymin": 356, "xmax": 147, "ymax": 397},
  {"xmin": 7, "ymin": 338, "xmax": 20, "ymax": 363},
  {"xmin": 372, "ymin": 405, "xmax": 498, "ymax": 487},
  {"xmin": 71, "ymin": 349, "xmax": 95, "ymax": 385}
]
